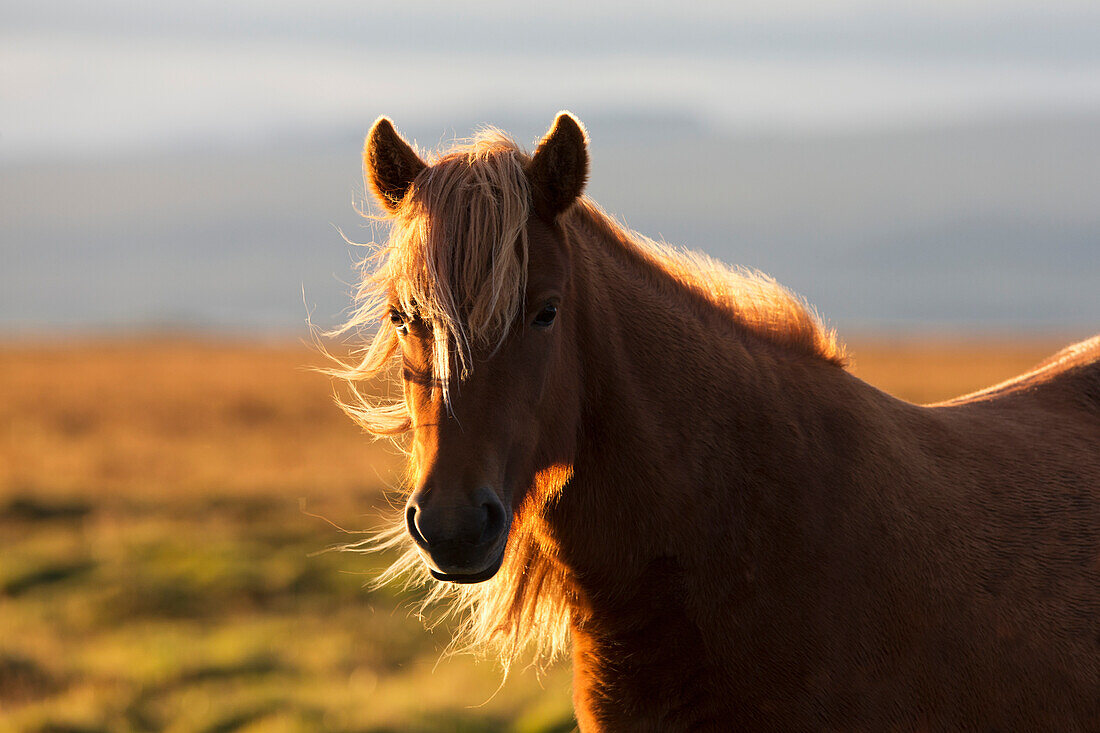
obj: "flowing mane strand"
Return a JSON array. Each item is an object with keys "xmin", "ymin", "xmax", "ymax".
[{"xmin": 325, "ymin": 128, "xmax": 844, "ymax": 667}]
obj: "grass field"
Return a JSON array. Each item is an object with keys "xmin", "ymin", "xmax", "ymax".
[{"xmin": 0, "ymin": 335, "xmax": 1073, "ymax": 732}]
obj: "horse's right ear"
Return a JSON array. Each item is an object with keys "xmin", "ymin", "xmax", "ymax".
[
  {"xmin": 527, "ymin": 112, "xmax": 589, "ymax": 220},
  {"xmin": 364, "ymin": 117, "xmax": 427, "ymax": 212}
]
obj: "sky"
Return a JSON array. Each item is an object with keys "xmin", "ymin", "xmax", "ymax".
[
  {"xmin": 4, "ymin": 1, "xmax": 1100, "ymax": 160},
  {"xmin": 2, "ymin": 1, "xmax": 1098, "ymax": 335}
]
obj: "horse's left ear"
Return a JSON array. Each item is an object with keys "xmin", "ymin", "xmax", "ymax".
[
  {"xmin": 527, "ymin": 112, "xmax": 589, "ymax": 220},
  {"xmin": 364, "ymin": 117, "xmax": 427, "ymax": 212}
]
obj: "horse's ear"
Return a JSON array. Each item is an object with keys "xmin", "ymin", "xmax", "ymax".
[
  {"xmin": 527, "ymin": 112, "xmax": 589, "ymax": 220},
  {"xmin": 364, "ymin": 117, "xmax": 427, "ymax": 212}
]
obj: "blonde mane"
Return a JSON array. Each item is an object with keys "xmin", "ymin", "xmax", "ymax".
[{"xmin": 326, "ymin": 128, "xmax": 844, "ymax": 668}]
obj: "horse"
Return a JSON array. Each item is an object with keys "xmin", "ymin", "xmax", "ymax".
[{"xmin": 330, "ymin": 112, "xmax": 1100, "ymax": 731}]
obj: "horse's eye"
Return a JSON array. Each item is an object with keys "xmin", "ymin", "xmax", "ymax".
[
  {"xmin": 389, "ymin": 309, "xmax": 408, "ymax": 333},
  {"xmin": 532, "ymin": 304, "xmax": 558, "ymax": 329}
]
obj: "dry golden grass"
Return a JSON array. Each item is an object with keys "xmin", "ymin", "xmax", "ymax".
[
  {"xmin": 0, "ymin": 337, "xmax": 580, "ymax": 733},
  {"xmin": 0, "ymin": 337, "xmax": 400, "ymax": 505},
  {"xmin": 845, "ymin": 336, "xmax": 1068, "ymax": 404},
  {"xmin": 0, "ymin": 334, "xmax": 1076, "ymax": 732},
  {"xmin": 0, "ymin": 335, "xmax": 1066, "ymax": 500}
]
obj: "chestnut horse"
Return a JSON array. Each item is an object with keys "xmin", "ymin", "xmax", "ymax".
[{"xmin": 333, "ymin": 113, "xmax": 1100, "ymax": 730}]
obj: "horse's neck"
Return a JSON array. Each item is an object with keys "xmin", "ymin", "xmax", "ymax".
[
  {"xmin": 551, "ymin": 221, "xmax": 903, "ymax": 724},
  {"xmin": 570, "ymin": 223, "xmax": 847, "ymax": 485},
  {"xmin": 556, "ymin": 217, "xmax": 877, "ymax": 612}
]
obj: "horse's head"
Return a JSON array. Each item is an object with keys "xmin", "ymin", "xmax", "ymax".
[{"xmin": 363, "ymin": 113, "xmax": 589, "ymax": 583}]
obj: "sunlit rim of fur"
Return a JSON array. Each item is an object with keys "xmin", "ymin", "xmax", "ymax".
[
  {"xmin": 568, "ymin": 197, "xmax": 846, "ymax": 369},
  {"xmin": 321, "ymin": 127, "xmax": 845, "ymax": 668}
]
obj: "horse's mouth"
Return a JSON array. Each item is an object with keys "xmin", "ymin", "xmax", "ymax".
[
  {"xmin": 428, "ymin": 548, "xmax": 505, "ymax": 584},
  {"xmin": 418, "ymin": 530, "xmax": 508, "ymax": 581}
]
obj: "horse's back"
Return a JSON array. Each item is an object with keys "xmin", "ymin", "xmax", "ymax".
[
  {"xmin": 886, "ymin": 336, "xmax": 1100, "ymax": 726},
  {"xmin": 931, "ymin": 334, "xmax": 1100, "ymax": 477},
  {"xmin": 1032, "ymin": 334, "xmax": 1100, "ymax": 374},
  {"xmin": 939, "ymin": 334, "xmax": 1100, "ymax": 413}
]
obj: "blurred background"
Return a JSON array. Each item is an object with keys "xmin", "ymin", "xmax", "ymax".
[{"xmin": 2, "ymin": 1, "xmax": 1097, "ymax": 730}]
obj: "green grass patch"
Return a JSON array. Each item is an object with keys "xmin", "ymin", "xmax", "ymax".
[{"xmin": 0, "ymin": 492, "xmax": 570, "ymax": 732}]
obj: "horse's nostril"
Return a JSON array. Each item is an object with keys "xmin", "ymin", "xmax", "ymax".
[
  {"xmin": 407, "ymin": 487, "xmax": 508, "ymax": 549},
  {"xmin": 406, "ymin": 503, "xmax": 428, "ymax": 546}
]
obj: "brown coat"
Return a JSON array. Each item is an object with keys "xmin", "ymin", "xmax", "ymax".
[{"xmin": 344, "ymin": 113, "xmax": 1100, "ymax": 731}]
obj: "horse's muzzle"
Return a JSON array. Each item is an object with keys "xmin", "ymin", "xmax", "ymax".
[{"xmin": 405, "ymin": 485, "xmax": 510, "ymax": 584}]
